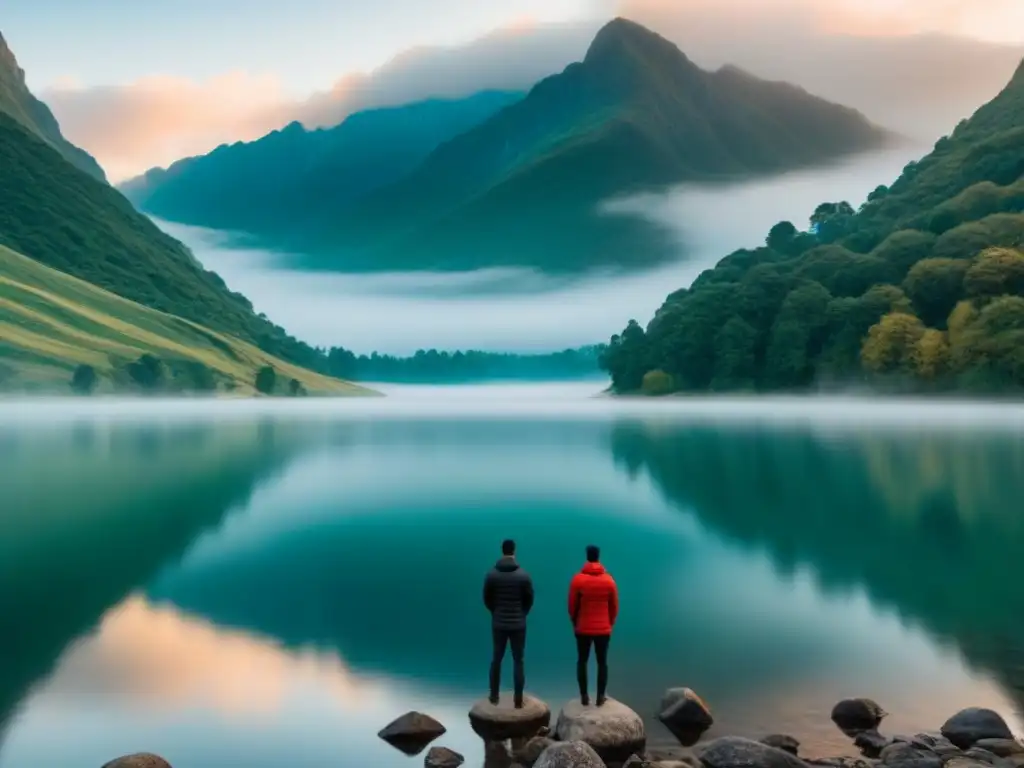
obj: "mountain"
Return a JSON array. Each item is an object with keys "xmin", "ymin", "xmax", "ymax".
[
  {"xmin": 600, "ymin": 55, "xmax": 1024, "ymax": 395},
  {"xmin": 0, "ymin": 32, "xmax": 106, "ymax": 182},
  {"xmin": 121, "ymin": 90, "xmax": 523, "ymax": 234},
  {"xmin": 0, "ymin": 243, "xmax": 372, "ymax": 395}
]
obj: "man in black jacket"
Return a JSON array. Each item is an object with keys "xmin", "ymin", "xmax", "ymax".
[{"xmin": 483, "ymin": 538, "xmax": 534, "ymax": 707}]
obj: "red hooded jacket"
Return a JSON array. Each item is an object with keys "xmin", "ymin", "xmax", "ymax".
[{"xmin": 568, "ymin": 562, "xmax": 619, "ymax": 636}]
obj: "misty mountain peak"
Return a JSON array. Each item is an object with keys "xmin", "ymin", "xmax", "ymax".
[{"xmin": 584, "ymin": 16, "xmax": 696, "ymax": 73}]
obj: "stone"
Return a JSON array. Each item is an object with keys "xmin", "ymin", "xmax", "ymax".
[
  {"xmin": 515, "ymin": 738, "xmax": 558, "ymax": 768},
  {"xmin": 942, "ymin": 711, "xmax": 1015, "ymax": 750},
  {"xmin": 535, "ymin": 741, "xmax": 608, "ymax": 768},
  {"xmin": 623, "ymin": 756, "xmax": 650, "ymax": 768},
  {"xmin": 880, "ymin": 743, "xmax": 943, "ymax": 768},
  {"xmin": 698, "ymin": 737, "xmax": 809, "ymax": 768},
  {"xmin": 857, "ymin": 730, "xmax": 895, "ymax": 758},
  {"xmin": 426, "ymin": 747, "xmax": 466, "ymax": 768},
  {"xmin": 654, "ymin": 761, "xmax": 702, "ymax": 768},
  {"xmin": 945, "ymin": 758, "xmax": 996, "ymax": 768},
  {"xmin": 486, "ymin": 741, "xmax": 514, "ymax": 768},
  {"xmin": 555, "ymin": 698, "xmax": 646, "ymax": 766},
  {"xmin": 101, "ymin": 756, "xmax": 172, "ymax": 768},
  {"xmin": 658, "ymin": 688, "xmax": 714, "ymax": 747},
  {"xmin": 911, "ymin": 734, "xmax": 961, "ymax": 757},
  {"xmin": 975, "ymin": 742, "xmax": 1024, "ymax": 759},
  {"xmin": 832, "ymin": 699, "xmax": 888, "ymax": 734},
  {"xmin": 762, "ymin": 735, "xmax": 801, "ymax": 756},
  {"xmin": 471, "ymin": 694, "xmax": 552, "ymax": 742},
  {"xmin": 378, "ymin": 711, "xmax": 447, "ymax": 756}
]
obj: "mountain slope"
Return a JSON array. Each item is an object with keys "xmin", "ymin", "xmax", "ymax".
[
  {"xmin": 295, "ymin": 17, "xmax": 892, "ymax": 273},
  {"xmin": 0, "ymin": 242, "xmax": 374, "ymax": 395},
  {"xmin": 0, "ymin": 32, "xmax": 106, "ymax": 182},
  {"xmin": 121, "ymin": 90, "xmax": 523, "ymax": 234},
  {"xmin": 600, "ymin": 54, "xmax": 1024, "ymax": 395}
]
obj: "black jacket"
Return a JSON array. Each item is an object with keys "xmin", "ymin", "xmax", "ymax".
[{"xmin": 483, "ymin": 556, "xmax": 534, "ymax": 631}]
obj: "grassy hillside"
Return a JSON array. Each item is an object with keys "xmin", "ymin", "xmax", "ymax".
[
  {"xmin": 0, "ymin": 243, "xmax": 375, "ymax": 395},
  {"xmin": 0, "ymin": 32, "xmax": 105, "ymax": 181},
  {"xmin": 121, "ymin": 91, "xmax": 523, "ymax": 236},
  {"xmin": 600, "ymin": 57, "xmax": 1024, "ymax": 395},
  {"xmin": 295, "ymin": 17, "xmax": 891, "ymax": 273}
]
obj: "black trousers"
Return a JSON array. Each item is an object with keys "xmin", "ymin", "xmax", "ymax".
[
  {"xmin": 576, "ymin": 633, "xmax": 610, "ymax": 699},
  {"xmin": 490, "ymin": 627, "xmax": 526, "ymax": 699}
]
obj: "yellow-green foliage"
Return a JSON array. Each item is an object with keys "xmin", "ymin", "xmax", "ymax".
[
  {"xmin": 0, "ymin": 244, "xmax": 377, "ymax": 396},
  {"xmin": 861, "ymin": 312, "xmax": 926, "ymax": 374},
  {"xmin": 641, "ymin": 369, "xmax": 675, "ymax": 396}
]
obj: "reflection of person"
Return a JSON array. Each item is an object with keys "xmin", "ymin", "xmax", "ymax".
[
  {"xmin": 483, "ymin": 538, "xmax": 535, "ymax": 707},
  {"xmin": 568, "ymin": 544, "xmax": 619, "ymax": 706}
]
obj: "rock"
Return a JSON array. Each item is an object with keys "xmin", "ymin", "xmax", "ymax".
[
  {"xmin": 471, "ymin": 694, "xmax": 552, "ymax": 742},
  {"xmin": 101, "ymin": 756, "xmax": 172, "ymax": 768},
  {"xmin": 910, "ymin": 734, "xmax": 961, "ymax": 757},
  {"xmin": 832, "ymin": 699, "xmax": 888, "ymax": 734},
  {"xmin": 945, "ymin": 758, "xmax": 996, "ymax": 768},
  {"xmin": 761, "ymin": 735, "xmax": 801, "ymax": 756},
  {"xmin": 975, "ymin": 742, "xmax": 1024, "ymax": 759},
  {"xmin": 646, "ymin": 747, "xmax": 699, "ymax": 763},
  {"xmin": 698, "ymin": 737, "xmax": 809, "ymax": 768},
  {"xmin": 535, "ymin": 741, "xmax": 608, "ymax": 768},
  {"xmin": 378, "ymin": 711, "xmax": 446, "ymax": 755},
  {"xmin": 623, "ymin": 756, "xmax": 650, "ymax": 768},
  {"xmin": 857, "ymin": 730, "xmax": 894, "ymax": 758},
  {"xmin": 486, "ymin": 741, "xmax": 514, "ymax": 768},
  {"xmin": 879, "ymin": 743, "xmax": 943, "ymax": 768},
  {"xmin": 538, "ymin": 727, "xmax": 553, "ymax": 737},
  {"xmin": 658, "ymin": 688, "xmax": 714, "ymax": 747},
  {"xmin": 426, "ymin": 747, "xmax": 465, "ymax": 768},
  {"xmin": 942, "ymin": 711, "xmax": 1015, "ymax": 751},
  {"xmin": 516, "ymin": 738, "xmax": 558, "ymax": 768},
  {"xmin": 806, "ymin": 760, "xmax": 873, "ymax": 768},
  {"xmin": 654, "ymin": 761, "xmax": 702, "ymax": 768},
  {"xmin": 555, "ymin": 698, "xmax": 646, "ymax": 766}
]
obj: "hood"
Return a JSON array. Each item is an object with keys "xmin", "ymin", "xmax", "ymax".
[
  {"xmin": 581, "ymin": 562, "xmax": 606, "ymax": 575},
  {"xmin": 495, "ymin": 556, "xmax": 520, "ymax": 572}
]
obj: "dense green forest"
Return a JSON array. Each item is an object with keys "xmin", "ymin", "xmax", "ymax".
[
  {"xmin": 601, "ymin": 57, "xmax": 1024, "ymax": 396},
  {"xmin": 324, "ymin": 345, "xmax": 604, "ymax": 383}
]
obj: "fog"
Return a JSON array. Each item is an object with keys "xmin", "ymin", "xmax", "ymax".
[{"xmin": 158, "ymin": 143, "xmax": 924, "ymax": 355}]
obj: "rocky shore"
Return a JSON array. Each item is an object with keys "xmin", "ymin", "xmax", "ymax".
[{"xmin": 100, "ymin": 691, "xmax": 1023, "ymax": 768}]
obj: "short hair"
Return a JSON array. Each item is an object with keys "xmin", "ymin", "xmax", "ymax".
[
  {"xmin": 586, "ymin": 545, "xmax": 600, "ymax": 562},
  {"xmin": 502, "ymin": 539, "xmax": 516, "ymax": 556}
]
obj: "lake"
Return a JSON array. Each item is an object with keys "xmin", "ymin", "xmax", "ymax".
[{"xmin": 2, "ymin": 387, "xmax": 1024, "ymax": 768}]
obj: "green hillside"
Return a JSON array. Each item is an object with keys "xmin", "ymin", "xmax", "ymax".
[
  {"xmin": 601, "ymin": 57, "xmax": 1024, "ymax": 395},
  {"xmin": 295, "ymin": 17, "xmax": 892, "ymax": 273},
  {"xmin": 121, "ymin": 91, "xmax": 523, "ymax": 236},
  {"xmin": 0, "ymin": 32, "xmax": 105, "ymax": 181},
  {"xmin": 0, "ymin": 242, "xmax": 375, "ymax": 395}
]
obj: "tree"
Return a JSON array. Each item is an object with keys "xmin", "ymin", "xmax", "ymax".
[
  {"xmin": 70, "ymin": 364, "xmax": 97, "ymax": 395},
  {"xmin": 288, "ymin": 378, "xmax": 306, "ymax": 397},
  {"xmin": 766, "ymin": 221, "xmax": 798, "ymax": 253},
  {"xmin": 861, "ymin": 312, "xmax": 926, "ymax": 374},
  {"xmin": 870, "ymin": 229, "xmax": 937, "ymax": 278},
  {"xmin": 600, "ymin": 319, "xmax": 651, "ymax": 393},
  {"xmin": 964, "ymin": 247, "xmax": 1024, "ymax": 299},
  {"xmin": 764, "ymin": 282, "xmax": 832, "ymax": 387},
  {"xmin": 126, "ymin": 354, "xmax": 165, "ymax": 391},
  {"xmin": 712, "ymin": 316, "xmax": 757, "ymax": 389},
  {"xmin": 255, "ymin": 365, "xmax": 276, "ymax": 394},
  {"xmin": 902, "ymin": 258, "xmax": 969, "ymax": 328},
  {"xmin": 912, "ymin": 329, "xmax": 951, "ymax": 380},
  {"xmin": 641, "ymin": 369, "xmax": 674, "ymax": 396}
]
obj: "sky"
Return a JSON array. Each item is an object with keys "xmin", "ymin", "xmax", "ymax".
[{"xmin": 4, "ymin": 0, "xmax": 1024, "ymax": 180}]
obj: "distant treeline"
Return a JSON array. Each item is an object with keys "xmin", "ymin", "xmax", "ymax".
[{"xmin": 323, "ymin": 345, "xmax": 606, "ymax": 383}]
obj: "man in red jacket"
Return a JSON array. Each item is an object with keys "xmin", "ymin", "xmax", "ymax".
[{"xmin": 567, "ymin": 544, "xmax": 619, "ymax": 706}]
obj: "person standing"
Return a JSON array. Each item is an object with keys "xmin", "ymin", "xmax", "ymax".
[
  {"xmin": 483, "ymin": 538, "xmax": 534, "ymax": 707},
  {"xmin": 568, "ymin": 544, "xmax": 618, "ymax": 706}
]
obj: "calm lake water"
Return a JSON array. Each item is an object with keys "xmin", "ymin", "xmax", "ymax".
[{"xmin": 2, "ymin": 386, "xmax": 1024, "ymax": 768}]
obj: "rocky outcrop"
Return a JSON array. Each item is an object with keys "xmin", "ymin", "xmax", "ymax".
[
  {"xmin": 555, "ymin": 698, "xmax": 646, "ymax": 765},
  {"xmin": 516, "ymin": 737, "xmax": 558, "ymax": 767},
  {"xmin": 855, "ymin": 729, "xmax": 893, "ymax": 757},
  {"xmin": 426, "ymin": 746, "xmax": 465, "ymax": 768},
  {"xmin": 975, "ymin": 740, "xmax": 1024, "ymax": 758},
  {"xmin": 941, "ymin": 709, "xmax": 1015, "ymax": 749},
  {"xmin": 535, "ymin": 741, "xmax": 607, "ymax": 768},
  {"xmin": 761, "ymin": 735, "xmax": 800, "ymax": 756},
  {"xmin": 378, "ymin": 711, "xmax": 447, "ymax": 755},
  {"xmin": 658, "ymin": 688, "xmax": 714, "ymax": 747},
  {"xmin": 831, "ymin": 699, "xmax": 888, "ymax": 734},
  {"xmin": 101, "ymin": 756, "xmax": 172, "ymax": 768},
  {"xmin": 698, "ymin": 737, "xmax": 809, "ymax": 768},
  {"xmin": 470, "ymin": 693, "xmax": 551, "ymax": 741}
]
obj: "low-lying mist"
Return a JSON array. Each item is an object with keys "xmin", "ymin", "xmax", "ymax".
[{"xmin": 157, "ymin": 143, "xmax": 924, "ymax": 355}]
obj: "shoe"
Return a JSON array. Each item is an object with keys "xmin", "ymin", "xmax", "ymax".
[
  {"xmin": 514, "ymin": 696, "xmax": 524, "ymax": 709},
  {"xmin": 488, "ymin": 694, "xmax": 499, "ymax": 705},
  {"xmin": 596, "ymin": 696, "xmax": 607, "ymax": 707},
  {"xmin": 580, "ymin": 694, "xmax": 590, "ymax": 706}
]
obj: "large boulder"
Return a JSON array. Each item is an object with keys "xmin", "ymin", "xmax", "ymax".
[
  {"xmin": 975, "ymin": 741, "xmax": 1024, "ymax": 758},
  {"xmin": 761, "ymin": 736, "xmax": 800, "ymax": 756},
  {"xmin": 941, "ymin": 710, "xmax": 1014, "ymax": 750},
  {"xmin": 909, "ymin": 733, "xmax": 961, "ymax": 757},
  {"xmin": 470, "ymin": 694, "xmax": 551, "ymax": 742},
  {"xmin": 516, "ymin": 737, "xmax": 558, "ymax": 768},
  {"xmin": 855, "ymin": 730, "xmax": 894, "ymax": 758},
  {"xmin": 426, "ymin": 746, "xmax": 466, "ymax": 768},
  {"xmin": 101, "ymin": 756, "xmax": 172, "ymax": 768},
  {"xmin": 658, "ymin": 688, "xmax": 714, "ymax": 747},
  {"xmin": 535, "ymin": 741, "xmax": 607, "ymax": 768},
  {"xmin": 555, "ymin": 698, "xmax": 646, "ymax": 766},
  {"xmin": 878, "ymin": 743, "xmax": 943, "ymax": 768},
  {"xmin": 378, "ymin": 711, "xmax": 447, "ymax": 755},
  {"xmin": 697, "ymin": 737, "xmax": 809, "ymax": 768},
  {"xmin": 831, "ymin": 699, "xmax": 888, "ymax": 734}
]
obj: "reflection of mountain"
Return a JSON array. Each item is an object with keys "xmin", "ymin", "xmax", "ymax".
[
  {"xmin": 0, "ymin": 419, "xmax": 308, "ymax": 737},
  {"xmin": 609, "ymin": 421, "xmax": 1024, "ymax": 709}
]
